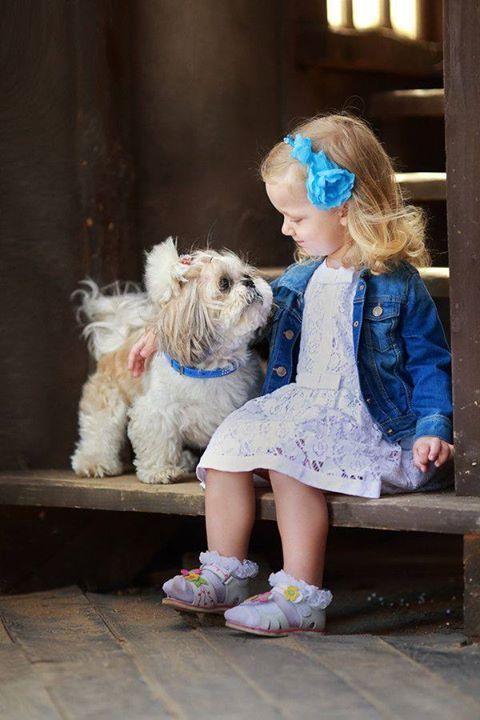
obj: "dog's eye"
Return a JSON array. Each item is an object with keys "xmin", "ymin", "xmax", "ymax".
[{"xmin": 219, "ymin": 276, "xmax": 233, "ymax": 292}]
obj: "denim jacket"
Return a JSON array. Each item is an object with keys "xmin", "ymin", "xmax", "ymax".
[{"xmin": 260, "ymin": 258, "xmax": 453, "ymax": 444}]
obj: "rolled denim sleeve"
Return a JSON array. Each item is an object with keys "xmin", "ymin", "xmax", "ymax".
[{"xmin": 400, "ymin": 270, "xmax": 453, "ymax": 443}]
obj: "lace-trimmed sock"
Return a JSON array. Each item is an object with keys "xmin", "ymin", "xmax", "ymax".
[
  {"xmin": 224, "ymin": 569, "xmax": 333, "ymax": 636},
  {"xmin": 162, "ymin": 549, "xmax": 259, "ymax": 614}
]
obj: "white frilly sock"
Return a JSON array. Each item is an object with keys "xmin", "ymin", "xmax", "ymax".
[
  {"xmin": 199, "ymin": 549, "xmax": 259, "ymax": 579},
  {"xmin": 269, "ymin": 569, "xmax": 333, "ymax": 609}
]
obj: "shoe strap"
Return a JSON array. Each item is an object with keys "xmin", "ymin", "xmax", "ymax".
[
  {"xmin": 201, "ymin": 562, "xmax": 233, "ymax": 584},
  {"xmin": 270, "ymin": 584, "xmax": 304, "ymax": 626}
]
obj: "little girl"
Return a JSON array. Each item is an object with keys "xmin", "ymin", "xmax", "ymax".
[{"xmin": 128, "ymin": 113, "xmax": 453, "ymax": 637}]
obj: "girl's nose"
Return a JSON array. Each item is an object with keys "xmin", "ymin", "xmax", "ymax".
[{"xmin": 281, "ymin": 218, "xmax": 292, "ymax": 235}]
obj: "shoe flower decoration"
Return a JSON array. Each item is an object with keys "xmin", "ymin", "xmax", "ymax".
[
  {"xmin": 181, "ymin": 568, "xmax": 208, "ymax": 588},
  {"xmin": 284, "ymin": 133, "xmax": 356, "ymax": 210},
  {"xmin": 276, "ymin": 584, "xmax": 303, "ymax": 603}
]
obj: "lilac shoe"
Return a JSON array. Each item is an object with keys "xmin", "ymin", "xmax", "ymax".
[
  {"xmin": 224, "ymin": 570, "xmax": 333, "ymax": 636},
  {"xmin": 162, "ymin": 550, "xmax": 259, "ymax": 614}
]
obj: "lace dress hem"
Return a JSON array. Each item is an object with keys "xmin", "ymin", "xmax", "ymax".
[{"xmin": 196, "ymin": 454, "xmax": 382, "ymax": 498}]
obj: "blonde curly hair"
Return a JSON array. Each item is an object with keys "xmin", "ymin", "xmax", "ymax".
[{"xmin": 260, "ymin": 112, "xmax": 430, "ymax": 274}]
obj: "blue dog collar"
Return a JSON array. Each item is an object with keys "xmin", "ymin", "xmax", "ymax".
[{"xmin": 164, "ymin": 352, "xmax": 240, "ymax": 378}]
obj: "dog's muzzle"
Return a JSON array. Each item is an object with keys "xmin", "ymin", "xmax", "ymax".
[{"xmin": 242, "ymin": 278, "xmax": 264, "ymax": 305}]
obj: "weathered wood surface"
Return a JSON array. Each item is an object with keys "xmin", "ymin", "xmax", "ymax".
[
  {"xmin": 1, "ymin": 470, "xmax": 479, "ymax": 535},
  {"xmin": 0, "ymin": 588, "xmax": 174, "ymax": 719},
  {"xmin": 0, "ymin": 644, "xmax": 62, "ymax": 719},
  {"xmin": 386, "ymin": 633, "xmax": 480, "ymax": 700},
  {"xmin": 444, "ymin": 0, "xmax": 480, "ymax": 496},
  {"xmin": 1, "ymin": 585, "xmax": 479, "ymax": 720}
]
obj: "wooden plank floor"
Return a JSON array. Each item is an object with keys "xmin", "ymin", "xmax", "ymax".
[{"xmin": 1, "ymin": 584, "xmax": 480, "ymax": 720}]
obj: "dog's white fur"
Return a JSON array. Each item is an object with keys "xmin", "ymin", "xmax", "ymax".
[{"xmin": 71, "ymin": 238, "xmax": 273, "ymax": 483}]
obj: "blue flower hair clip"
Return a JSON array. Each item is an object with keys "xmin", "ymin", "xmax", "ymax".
[{"xmin": 283, "ymin": 133, "xmax": 356, "ymax": 210}]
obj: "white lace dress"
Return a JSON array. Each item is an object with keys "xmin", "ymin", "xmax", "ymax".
[{"xmin": 196, "ymin": 261, "xmax": 441, "ymax": 498}]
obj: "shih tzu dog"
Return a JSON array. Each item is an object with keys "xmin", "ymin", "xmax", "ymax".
[{"xmin": 71, "ymin": 237, "xmax": 273, "ymax": 483}]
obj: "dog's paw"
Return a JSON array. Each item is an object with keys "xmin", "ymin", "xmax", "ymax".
[
  {"xmin": 136, "ymin": 465, "xmax": 188, "ymax": 484},
  {"xmin": 71, "ymin": 451, "xmax": 123, "ymax": 478}
]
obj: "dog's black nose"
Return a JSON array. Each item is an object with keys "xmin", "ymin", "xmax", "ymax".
[{"xmin": 242, "ymin": 277, "xmax": 255, "ymax": 289}]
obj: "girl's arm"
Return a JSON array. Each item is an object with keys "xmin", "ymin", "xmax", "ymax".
[{"xmin": 400, "ymin": 269, "xmax": 453, "ymax": 459}]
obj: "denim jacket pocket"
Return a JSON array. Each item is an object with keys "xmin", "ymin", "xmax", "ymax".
[{"xmin": 363, "ymin": 300, "xmax": 401, "ymax": 352}]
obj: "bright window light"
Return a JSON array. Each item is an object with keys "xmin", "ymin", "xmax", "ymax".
[
  {"xmin": 327, "ymin": 0, "xmax": 345, "ymax": 28},
  {"xmin": 352, "ymin": 0, "xmax": 381, "ymax": 30},
  {"xmin": 390, "ymin": 0, "xmax": 418, "ymax": 38},
  {"xmin": 327, "ymin": 0, "xmax": 420, "ymax": 39}
]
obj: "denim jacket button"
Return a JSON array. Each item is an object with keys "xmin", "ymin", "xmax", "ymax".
[
  {"xmin": 366, "ymin": 397, "xmax": 372, "ymax": 403},
  {"xmin": 353, "ymin": 320, "xmax": 359, "ymax": 327},
  {"xmin": 275, "ymin": 366, "xmax": 287, "ymax": 377},
  {"xmin": 372, "ymin": 305, "xmax": 383, "ymax": 317},
  {"xmin": 284, "ymin": 329, "xmax": 294, "ymax": 340},
  {"xmin": 387, "ymin": 428, "xmax": 393, "ymax": 434}
]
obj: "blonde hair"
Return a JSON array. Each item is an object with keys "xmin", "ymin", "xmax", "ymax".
[{"xmin": 260, "ymin": 112, "xmax": 430, "ymax": 274}]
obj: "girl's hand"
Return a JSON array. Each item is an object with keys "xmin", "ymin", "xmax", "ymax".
[
  {"xmin": 413, "ymin": 436, "xmax": 454, "ymax": 473},
  {"xmin": 127, "ymin": 328, "xmax": 158, "ymax": 378}
]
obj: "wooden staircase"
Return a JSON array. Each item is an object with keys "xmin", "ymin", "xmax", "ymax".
[
  {"xmin": 0, "ymin": 1, "xmax": 478, "ymax": 642},
  {"xmin": 371, "ymin": 89, "xmax": 447, "ymax": 203}
]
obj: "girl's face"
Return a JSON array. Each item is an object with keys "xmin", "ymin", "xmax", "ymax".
[{"xmin": 266, "ymin": 174, "xmax": 348, "ymax": 260}]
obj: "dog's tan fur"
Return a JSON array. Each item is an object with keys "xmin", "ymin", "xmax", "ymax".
[
  {"xmin": 71, "ymin": 238, "xmax": 273, "ymax": 483},
  {"xmin": 82, "ymin": 330, "xmax": 145, "ymax": 410}
]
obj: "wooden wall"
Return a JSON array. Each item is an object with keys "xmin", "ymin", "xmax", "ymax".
[{"xmin": 444, "ymin": 0, "xmax": 480, "ymax": 496}]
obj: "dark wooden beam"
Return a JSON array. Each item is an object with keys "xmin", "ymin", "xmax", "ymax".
[
  {"xmin": 444, "ymin": 0, "xmax": 480, "ymax": 496},
  {"xmin": 369, "ymin": 89, "xmax": 445, "ymax": 118},
  {"xmin": 69, "ymin": 0, "xmax": 138, "ymax": 285},
  {"xmin": 297, "ymin": 27, "xmax": 443, "ymax": 77},
  {"xmin": 464, "ymin": 533, "xmax": 480, "ymax": 640},
  {"xmin": 2, "ymin": 471, "xmax": 480, "ymax": 536}
]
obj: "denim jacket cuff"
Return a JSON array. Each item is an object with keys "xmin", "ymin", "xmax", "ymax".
[{"xmin": 415, "ymin": 414, "xmax": 453, "ymax": 444}]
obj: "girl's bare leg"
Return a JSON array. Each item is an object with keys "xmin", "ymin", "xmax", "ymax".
[
  {"xmin": 204, "ymin": 468, "xmax": 256, "ymax": 560},
  {"xmin": 269, "ymin": 469, "xmax": 329, "ymax": 587}
]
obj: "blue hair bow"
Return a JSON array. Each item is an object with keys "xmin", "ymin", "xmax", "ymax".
[{"xmin": 284, "ymin": 133, "xmax": 355, "ymax": 210}]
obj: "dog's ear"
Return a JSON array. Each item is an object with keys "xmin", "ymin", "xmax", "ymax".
[{"xmin": 144, "ymin": 237, "xmax": 188, "ymax": 304}]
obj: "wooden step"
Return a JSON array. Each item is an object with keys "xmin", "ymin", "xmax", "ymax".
[
  {"xmin": 396, "ymin": 172, "xmax": 446, "ymax": 201},
  {"xmin": 0, "ymin": 470, "xmax": 477, "ymax": 535},
  {"xmin": 370, "ymin": 89, "xmax": 444, "ymax": 118},
  {"xmin": 260, "ymin": 267, "xmax": 449, "ymax": 298}
]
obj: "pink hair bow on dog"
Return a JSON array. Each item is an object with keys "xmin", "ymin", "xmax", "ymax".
[{"xmin": 172, "ymin": 255, "xmax": 194, "ymax": 283}]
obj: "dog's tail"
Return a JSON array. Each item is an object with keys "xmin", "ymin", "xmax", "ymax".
[{"xmin": 71, "ymin": 279, "xmax": 154, "ymax": 360}]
